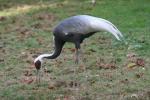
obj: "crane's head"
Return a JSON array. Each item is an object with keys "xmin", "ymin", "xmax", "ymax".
[
  {"xmin": 34, "ymin": 56, "xmax": 43, "ymax": 70},
  {"xmin": 33, "ymin": 55, "xmax": 45, "ymax": 83},
  {"xmin": 34, "ymin": 60, "xmax": 41, "ymax": 70},
  {"xmin": 33, "ymin": 54, "xmax": 51, "ymax": 83},
  {"xmin": 33, "ymin": 54, "xmax": 52, "ymax": 70}
]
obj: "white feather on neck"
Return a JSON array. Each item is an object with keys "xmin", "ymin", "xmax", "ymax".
[{"xmin": 34, "ymin": 53, "xmax": 54, "ymax": 63}]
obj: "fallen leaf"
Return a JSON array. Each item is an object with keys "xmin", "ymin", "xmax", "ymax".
[
  {"xmin": 36, "ymin": 37, "xmax": 44, "ymax": 45},
  {"xmin": 44, "ymin": 68, "xmax": 52, "ymax": 73},
  {"xmin": 0, "ymin": 16, "xmax": 6, "ymax": 21},
  {"xmin": 127, "ymin": 52, "xmax": 136, "ymax": 58},
  {"xmin": 24, "ymin": 70, "xmax": 32, "ymax": 76},
  {"xmin": 136, "ymin": 58, "xmax": 145, "ymax": 66},
  {"xmin": 55, "ymin": 80, "xmax": 67, "ymax": 87},
  {"xmin": 20, "ymin": 77, "xmax": 34, "ymax": 84},
  {"xmin": 48, "ymin": 80, "xmax": 67, "ymax": 89},
  {"xmin": 70, "ymin": 48, "xmax": 76, "ymax": 52},
  {"xmin": 127, "ymin": 62, "xmax": 136, "ymax": 68},
  {"xmin": 31, "ymin": 23, "xmax": 42, "ymax": 29},
  {"xmin": 88, "ymin": 48, "xmax": 96, "ymax": 52},
  {"xmin": 36, "ymin": 13, "xmax": 55, "ymax": 21},
  {"xmin": 48, "ymin": 83, "xmax": 55, "ymax": 89},
  {"xmin": 120, "ymin": 79, "xmax": 129, "ymax": 84},
  {"xmin": 56, "ymin": 3, "xmax": 64, "ymax": 7},
  {"xmin": 0, "ymin": 58, "xmax": 4, "ymax": 62},
  {"xmin": 135, "ymin": 73, "xmax": 144, "ymax": 78},
  {"xmin": 98, "ymin": 63, "xmax": 116, "ymax": 69}
]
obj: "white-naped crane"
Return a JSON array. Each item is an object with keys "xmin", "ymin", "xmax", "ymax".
[{"xmin": 34, "ymin": 15, "xmax": 125, "ymax": 82}]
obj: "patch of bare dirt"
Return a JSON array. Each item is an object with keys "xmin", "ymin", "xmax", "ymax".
[
  {"xmin": 15, "ymin": 27, "xmax": 35, "ymax": 40},
  {"xmin": 35, "ymin": 13, "xmax": 56, "ymax": 21},
  {"xmin": 20, "ymin": 51, "xmax": 34, "ymax": 64},
  {"xmin": 20, "ymin": 68, "xmax": 36, "ymax": 84},
  {"xmin": 48, "ymin": 80, "xmax": 80, "ymax": 90},
  {"xmin": 20, "ymin": 76, "xmax": 35, "ymax": 84},
  {"xmin": 36, "ymin": 37, "xmax": 45, "ymax": 45},
  {"xmin": 96, "ymin": 58, "xmax": 117, "ymax": 69}
]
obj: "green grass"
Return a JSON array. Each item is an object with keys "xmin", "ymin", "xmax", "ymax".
[{"xmin": 0, "ymin": 0, "xmax": 150, "ymax": 99}]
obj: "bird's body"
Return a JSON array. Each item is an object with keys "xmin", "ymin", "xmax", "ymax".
[
  {"xmin": 53, "ymin": 15, "xmax": 122, "ymax": 42},
  {"xmin": 54, "ymin": 15, "xmax": 97, "ymax": 34},
  {"xmin": 34, "ymin": 15, "xmax": 124, "ymax": 82}
]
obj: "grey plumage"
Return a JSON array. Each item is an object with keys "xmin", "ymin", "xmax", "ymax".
[{"xmin": 53, "ymin": 15, "xmax": 123, "ymax": 41}]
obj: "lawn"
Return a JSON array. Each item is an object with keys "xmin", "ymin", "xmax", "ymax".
[{"xmin": 0, "ymin": 0, "xmax": 150, "ymax": 100}]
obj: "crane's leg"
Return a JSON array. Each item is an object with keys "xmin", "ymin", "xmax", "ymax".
[
  {"xmin": 75, "ymin": 42, "xmax": 81, "ymax": 64},
  {"xmin": 75, "ymin": 49, "xmax": 79, "ymax": 64},
  {"xmin": 36, "ymin": 69, "xmax": 40, "ymax": 85},
  {"xmin": 70, "ymin": 42, "xmax": 80, "ymax": 89}
]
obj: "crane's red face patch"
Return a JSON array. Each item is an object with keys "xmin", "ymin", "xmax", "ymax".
[{"xmin": 34, "ymin": 60, "xmax": 41, "ymax": 70}]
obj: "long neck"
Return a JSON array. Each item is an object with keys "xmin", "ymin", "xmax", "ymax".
[{"xmin": 43, "ymin": 39, "xmax": 65, "ymax": 59}]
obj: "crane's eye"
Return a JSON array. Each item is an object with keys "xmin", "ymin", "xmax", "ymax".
[{"xmin": 34, "ymin": 60, "xmax": 41, "ymax": 70}]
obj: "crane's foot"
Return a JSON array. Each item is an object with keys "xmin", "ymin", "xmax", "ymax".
[{"xmin": 75, "ymin": 57, "xmax": 79, "ymax": 64}]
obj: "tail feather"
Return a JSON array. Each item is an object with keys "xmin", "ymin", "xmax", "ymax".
[
  {"xmin": 111, "ymin": 26, "xmax": 123, "ymax": 40},
  {"xmin": 107, "ymin": 28, "xmax": 121, "ymax": 41},
  {"xmin": 104, "ymin": 20, "xmax": 123, "ymax": 41},
  {"xmin": 111, "ymin": 24, "xmax": 123, "ymax": 38},
  {"xmin": 97, "ymin": 18, "xmax": 123, "ymax": 41},
  {"xmin": 109, "ymin": 23, "xmax": 128, "ymax": 44}
]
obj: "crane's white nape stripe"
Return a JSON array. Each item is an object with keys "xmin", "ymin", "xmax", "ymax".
[{"xmin": 34, "ymin": 53, "xmax": 54, "ymax": 63}]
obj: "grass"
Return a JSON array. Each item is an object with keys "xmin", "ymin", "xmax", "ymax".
[{"xmin": 0, "ymin": 0, "xmax": 150, "ymax": 99}]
